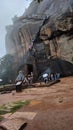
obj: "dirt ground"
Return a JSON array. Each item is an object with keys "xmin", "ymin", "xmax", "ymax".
[{"xmin": 0, "ymin": 77, "xmax": 73, "ymax": 130}]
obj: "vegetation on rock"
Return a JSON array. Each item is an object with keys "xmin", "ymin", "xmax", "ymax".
[{"xmin": 0, "ymin": 54, "xmax": 15, "ymax": 84}]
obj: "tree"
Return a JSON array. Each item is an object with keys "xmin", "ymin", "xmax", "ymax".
[{"xmin": 0, "ymin": 54, "xmax": 15, "ymax": 84}]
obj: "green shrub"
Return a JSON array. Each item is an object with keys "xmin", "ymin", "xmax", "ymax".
[{"xmin": 0, "ymin": 100, "xmax": 31, "ymax": 115}]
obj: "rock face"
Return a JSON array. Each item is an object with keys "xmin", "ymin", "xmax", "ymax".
[{"xmin": 5, "ymin": 0, "xmax": 73, "ymax": 79}]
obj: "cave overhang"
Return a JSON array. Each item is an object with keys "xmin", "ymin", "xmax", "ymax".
[{"xmin": 31, "ymin": 12, "xmax": 73, "ymax": 43}]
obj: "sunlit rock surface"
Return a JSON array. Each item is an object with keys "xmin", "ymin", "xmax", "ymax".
[{"xmin": 5, "ymin": 0, "xmax": 73, "ymax": 78}]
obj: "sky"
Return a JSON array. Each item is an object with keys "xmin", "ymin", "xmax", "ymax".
[{"xmin": 0, "ymin": 0, "xmax": 32, "ymax": 58}]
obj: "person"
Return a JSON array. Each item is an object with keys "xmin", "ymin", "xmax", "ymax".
[
  {"xmin": 15, "ymin": 70, "xmax": 24, "ymax": 82},
  {"xmin": 50, "ymin": 73, "xmax": 54, "ymax": 81},
  {"xmin": 44, "ymin": 76, "xmax": 48, "ymax": 83},
  {"xmin": 54, "ymin": 72, "xmax": 60, "ymax": 80},
  {"xmin": 30, "ymin": 72, "xmax": 33, "ymax": 83},
  {"xmin": 15, "ymin": 70, "xmax": 24, "ymax": 92},
  {"xmin": 42, "ymin": 73, "xmax": 48, "ymax": 83},
  {"xmin": 28, "ymin": 74, "xmax": 31, "ymax": 84},
  {"xmin": 48, "ymin": 73, "xmax": 51, "ymax": 81},
  {"xmin": 54, "ymin": 73, "xmax": 57, "ymax": 80},
  {"xmin": 23, "ymin": 76, "xmax": 28, "ymax": 84},
  {"xmin": 57, "ymin": 73, "xmax": 60, "ymax": 79}
]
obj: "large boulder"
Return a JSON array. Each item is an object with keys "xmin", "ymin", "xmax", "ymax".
[{"xmin": 5, "ymin": 0, "xmax": 73, "ymax": 77}]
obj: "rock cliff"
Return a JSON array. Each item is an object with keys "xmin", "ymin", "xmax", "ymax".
[{"xmin": 5, "ymin": 0, "xmax": 73, "ymax": 78}]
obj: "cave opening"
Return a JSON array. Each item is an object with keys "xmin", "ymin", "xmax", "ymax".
[{"xmin": 27, "ymin": 64, "xmax": 33, "ymax": 75}]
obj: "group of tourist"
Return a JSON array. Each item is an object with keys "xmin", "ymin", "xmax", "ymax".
[
  {"xmin": 15, "ymin": 71, "xmax": 60, "ymax": 85},
  {"xmin": 15, "ymin": 70, "xmax": 60, "ymax": 92},
  {"xmin": 15, "ymin": 71, "xmax": 33, "ymax": 85},
  {"xmin": 15, "ymin": 71, "xmax": 33, "ymax": 92},
  {"xmin": 23, "ymin": 72, "xmax": 33, "ymax": 84},
  {"xmin": 43, "ymin": 73, "xmax": 60, "ymax": 83}
]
